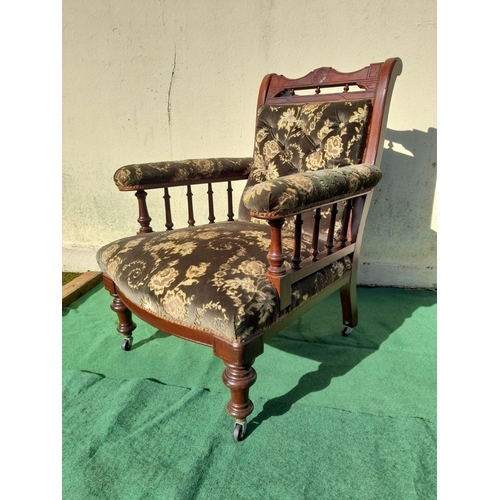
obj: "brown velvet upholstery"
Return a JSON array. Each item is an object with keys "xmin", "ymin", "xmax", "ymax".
[
  {"xmin": 115, "ymin": 157, "xmax": 253, "ymax": 191},
  {"xmin": 242, "ymin": 164, "xmax": 382, "ymax": 217},
  {"xmin": 97, "ymin": 222, "xmax": 352, "ymax": 341},
  {"xmin": 254, "ymin": 101, "xmax": 370, "ymax": 172}
]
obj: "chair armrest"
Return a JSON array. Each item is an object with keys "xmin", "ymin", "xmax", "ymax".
[
  {"xmin": 242, "ymin": 164, "xmax": 382, "ymax": 217},
  {"xmin": 114, "ymin": 157, "xmax": 253, "ymax": 191}
]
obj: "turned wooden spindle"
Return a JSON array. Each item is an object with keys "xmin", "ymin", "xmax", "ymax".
[
  {"xmin": 227, "ymin": 181, "xmax": 234, "ymax": 221},
  {"xmin": 207, "ymin": 182, "xmax": 215, "ymax": 224},
  {"xmin": 291, "ymin": 214, "xmax": 303, "ymax": 270},
  {"xmin": 186, "ymin": 185, "xmax": 195, "ymax": 226},
  {"xmin": 309, "ymin": 208, "xmax": 322, "ymax": 261},
  {"xmin": 222, "ymin": 360, "xmax": 257, "ymax": 421},
  {"xmin": 135, "ymin": 190, "xmax": 153, "ymax": 234},
  {"xmin": 340, "ymin": 199, "xmax": 353, "ymax": 248},
  {"xmin": 267, "ymin": 218, "xmax": 287, "ymax": 276},
  {"xmin": 325, "ymin": 203, "xmax": 338, "ymax": 254},
  {"xmin": 163, "ymin": 187, "xmax": 174, "ymax": 230}
]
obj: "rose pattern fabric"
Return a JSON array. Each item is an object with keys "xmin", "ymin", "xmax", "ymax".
[
  {"xmin": 245, "ymin": 100, "xmax": 371, "ymax": 186},
  {"xmin": 97, "ymin": 221, "xmax": 351, "ymax": 341}
]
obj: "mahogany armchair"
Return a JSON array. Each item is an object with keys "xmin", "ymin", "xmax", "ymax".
[{"xmin": 97, "ymin": 58, "xmax": 402, "ymax": 441}]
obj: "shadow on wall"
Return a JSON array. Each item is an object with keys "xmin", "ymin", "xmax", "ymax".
[{"xmin": 361, "ymin": 127, "xmax": 437, "ymax": 286}]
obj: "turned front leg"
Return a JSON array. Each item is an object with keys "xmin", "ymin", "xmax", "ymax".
[
  {"xmin": 213, "ymin": 337, "xmax": 262, "ymax": 441},
  {"xmin": 222, "ymin": 360, "xmax": 257, "ymax": 422},
  {"xmin": 110, "ymin": 291, "xmax": 137, "ymax": 351},
  {"xmin": 222, "ymin": 360, "xmax": 257, "ymax": 441},
  {"xmin": 103, "ymin": 274, "xmax": 137, "ymax": 350}
]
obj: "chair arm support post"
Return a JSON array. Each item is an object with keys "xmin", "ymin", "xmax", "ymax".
[
  {"xmin": 348, "ymin": 195, "xmax": 366, "ymax": 242},
  {"xmin": 135, "ymin": 190, "xmax": 153, "ymax": 234},
  {"xmin": 340, "ymin": 199, "xmax": 352, "ymax": 248},
  {"xmin": 340, "ymin": 193, "xmax": 372, "ymax": 329},
  {"xmin": 266, "ymin": 218, "xmax": 287, "ymax": 277}
]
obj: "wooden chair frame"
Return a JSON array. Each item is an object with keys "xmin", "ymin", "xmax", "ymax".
[{"xmin": 102, "ymin": 58, "xmax": 402, "ymax": 441}]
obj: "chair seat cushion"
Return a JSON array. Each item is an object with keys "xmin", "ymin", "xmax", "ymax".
[{"xmin": 96, "ymin": 221, "xmax": 352, "ymax": 341}]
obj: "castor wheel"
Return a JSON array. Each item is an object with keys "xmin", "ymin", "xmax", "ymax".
[
  {"xmin": 121, "ymin": 337, "xmax": 133, "ymax": 351},
  {"xmin": 341, "ymin": 326, "xmax": 353, "ymax": 336},
  {"xmin": 233, "ymin": 421, "xmax": 247, "ymax": 442}
]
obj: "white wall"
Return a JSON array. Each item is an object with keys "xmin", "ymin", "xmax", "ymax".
[{"xmin": 62, "ymin": 0, "xmax": 436, "ymax": 288}]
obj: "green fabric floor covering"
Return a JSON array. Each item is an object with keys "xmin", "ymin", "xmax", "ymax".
[{"xmin": 63, "ymin": 284, "xmax": 437, "ymax": 499}]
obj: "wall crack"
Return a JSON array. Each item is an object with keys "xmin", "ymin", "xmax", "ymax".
[{"xmin": 167, "ymin": 44, "xmax": 177, "ymax": 127}]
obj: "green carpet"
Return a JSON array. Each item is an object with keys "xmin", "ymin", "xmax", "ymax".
[{"xmin": 63, "ymin": 284, "xmax": 436, "ymax": 499}]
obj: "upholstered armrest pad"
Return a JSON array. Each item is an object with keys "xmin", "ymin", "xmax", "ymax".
[
  {"xmin": 242, "ymin": 164, "xmax": 382, "ymax": 217},
  {"xmin": 114, "ymin": 157, "xmax": 253, "ymax": 190}
]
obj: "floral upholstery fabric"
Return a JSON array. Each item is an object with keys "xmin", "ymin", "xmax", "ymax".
[
  {"xmin": 238, "ymin": 99, "xmax": 373, "ymax": 221},
  {"xmin": 242, "ymin": 164, "xmax": 382, "ymax": 217},
  {"xmin": 114, "ymin": 157, "xmax": 253, "ymax": 191},
  {"xmin": 97, "ymin": 221, "xmax": 352, "ymax": 341}
]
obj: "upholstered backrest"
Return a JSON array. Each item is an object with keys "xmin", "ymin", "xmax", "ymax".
[
  {"xmin": 253, "ymin": 100, "xmax": 371, "ymax": 179},
  {"xmin": 238, "ymin": 99, "xmax": 372, "ymax": 223}
]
